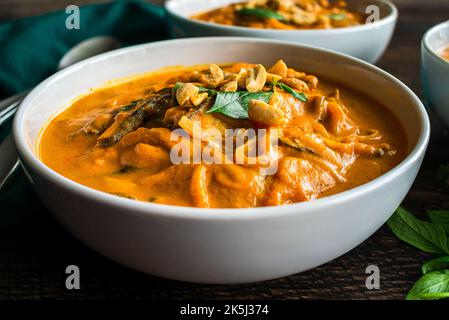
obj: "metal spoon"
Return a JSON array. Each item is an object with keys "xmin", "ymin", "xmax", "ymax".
[{"xmin": 0, "ymin": 36, "xmax": 120, "ymax": 191}]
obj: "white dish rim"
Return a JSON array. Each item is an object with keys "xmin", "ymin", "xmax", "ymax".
[{"xmin": 422, "ymin": 19, "xmax": 449, "ymax": 66}]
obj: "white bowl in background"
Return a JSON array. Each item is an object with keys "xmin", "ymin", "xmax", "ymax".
[
  {"xmin": 165, "ymin": 0, "xmax": 398, "ymax": 63},
  {"xmin": 422, "ymin": 20, "xmax": 449, "ymax": 128},
  {"xmin": 14, "ymin": 38, "xmax": 429, "ymax": 284}
]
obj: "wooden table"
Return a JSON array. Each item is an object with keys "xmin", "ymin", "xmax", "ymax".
[{"xmin": 0, "ymin": 0, "xmax": 448, "ymax": 300}]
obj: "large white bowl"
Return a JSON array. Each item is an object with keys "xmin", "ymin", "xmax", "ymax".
[
  {"xmin": 422, "ymin": 20, "xmax": 449, "ymax": 128},
  {"xmin": 14, "ymin": 38, "xmax": 429, "ymax": 284},
  {"xmin": 166, "ymin": 0, "xmax": 397, "ymax": 63}
]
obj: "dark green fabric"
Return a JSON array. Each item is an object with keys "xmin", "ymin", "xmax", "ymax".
[
  {"xmin": 0, "ymin": 0, "xmax": 167, "ymax": 98},
  {"xmin": 0, "ymin": 0, "xmax": 168, "ymax": 225}
]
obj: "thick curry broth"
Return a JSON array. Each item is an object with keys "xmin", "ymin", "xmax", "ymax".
[
  {"xmin": 441, "ymin": 45, "xmax": 449, "ymax": 61},
  {"xmin": 40, "ymin": 62, "xmax": 407, "ymax": 208},
  {"xmin": 192, "ymin": 0, "xmax": 364, "ymax": 30}
]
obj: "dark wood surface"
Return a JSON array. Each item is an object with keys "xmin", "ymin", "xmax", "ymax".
[{"xmin": 1, "ymin": 0, "xmax": 449, "ymax": 300}]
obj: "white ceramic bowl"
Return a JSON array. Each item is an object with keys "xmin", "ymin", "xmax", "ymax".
[
  {"xmin": 422, "ymin": 20, "xmax": 449, "ymax": 128},
  {"xmin": 14, "ymin": 38, "xmax": 429, "ymax": 284},
  {"xmin": 166, "ymin": 0, "xmax": 397, "ymax": 63}
]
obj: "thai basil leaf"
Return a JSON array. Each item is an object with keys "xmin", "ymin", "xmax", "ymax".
[
  {"xmin": 206, "ymin": 91, "xmax": 273, "ymax": 119},
  {"xmin": 272, "ymin": 80, "xmax": 308, "ymax": 102},
  {"xmin": 173, "ymin": 82, "xmax": 183, "ymax": 91},
  {"xmin": 237, "ymin": 8, "xmax": 286, "ymax": 21},
  {"xmin": 328, "ymin": 13, "xmax": 347, "ymax": 21},
  {"xmin": 387, "ymin": 207, "xmax": 449, "ymax": 255},
  {"xmin": 406, "ymin": 270, "xmax": 449, "ymax": 300},
  {"xmin": 173, "ymin": 82, "xmax": 216, "ymax": 96},
  {"xmin": 422, "ymin": 256, "xmax": 449, "ymax": 274},
  {"xmin": 427, "ymin": 209, "xmax": 449, "ymax": 224}
]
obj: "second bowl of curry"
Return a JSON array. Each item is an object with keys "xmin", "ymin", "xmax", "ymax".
[{"xmin": 166, "ymin": 0, "xmax": 398, "ymax": 63}]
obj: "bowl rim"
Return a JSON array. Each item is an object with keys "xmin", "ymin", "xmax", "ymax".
[
  {"xmin": 165, "ymin": 0, "xmax": 398, "ymax": 35},
  {"xmin": 422, "ymin": 19, "xmax": 449, "ymax": 67},
  {"xmin": 13, "ymin": 37, "xmax": 430, "ymax": 220}
]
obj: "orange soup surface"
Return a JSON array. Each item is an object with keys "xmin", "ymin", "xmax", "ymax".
[{"xmin": 40, "ymin": 60, "xmax": 407, "ymax": 208}]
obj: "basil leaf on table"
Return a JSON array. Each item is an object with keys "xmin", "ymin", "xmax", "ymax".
[
  {"xmin": 272, "ymin": 80, "xmax": 308, "ymax": 102},
  {"xmin": 387, "ymin": 207, "xmax": 449, "ymax": 255},
  {"xmin": 427, "ymin": 210, "xmax": 449, "ymax": 235},
  {"xmin": 422, "ymin": 256, "xmax": 449, "ymax": 274},
  {"xmin": 406, "ymin": 270, "xmax": 449, "ymax": 300},
  {"xmin": 206, "ymin": 91, "xmax": 273, "ymax": 119},
  {"xmin": 236, "ymin": 8, "xmax": 286, "ymax": 21},
  {"xmin": 427, "ymin": 209, "xmax": 449, "ymax": 224}
]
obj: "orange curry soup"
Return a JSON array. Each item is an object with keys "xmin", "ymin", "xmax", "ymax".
[
  {"xmin": 192, "ymin": 0, "xmax": 365, "ymax": 30},
  {"xmin": 440, "ymin": 45, "xmax": 449, "ymax": 61},
  {"xmin": 39, "ymin": 61, "xmax": 407, "ymax": 208}
]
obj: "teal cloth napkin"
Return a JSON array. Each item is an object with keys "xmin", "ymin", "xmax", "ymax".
[
  {"xmin": 0, "ymin": 0, "xmax": 167, "ymax": 98},
  {"xmin": 0, "ymin": 0, "xmax": 168, "ymax": 228}
]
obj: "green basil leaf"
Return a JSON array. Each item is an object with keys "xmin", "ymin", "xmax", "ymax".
[
  {"xmin": 173, "ymin": 82, "xmax": 216, "ymax": 96},
  {"xmin": 272, "ymin": 80, "xmax": 308, "ymax": 102},
  {"xmin": 173, "ymin": 82, "xmax": 183, "ymax": 91},
  {"xmin": 206, "ymin": 91, "xmax": 273, "ymax": 119},
  {"xmin": 328, "ymin": 13, "xmax": 347, "ymax": 21},
  {"xmin": 198, "ymin": 87, "xmax": 216, "ymax": 95},
  {"xmin": 237, "ymin": 8, "xmax": 286, "ymax": 21},
  {"xmin": 387, "ymin": 207, "xmax": 449, "ymax": 255},
  {"xmin": 417, "ymin": 292, "xmax": 449, "ymax": 299},
  {"xmin": 427, "ymin": 209, "xmax": 449, "ymax": 224},
  {"xmin": 406, "ymin": 270, "xmax": 449, "ymax": 300},
  {"xmin": 422, "ymin": 256, "xmax": 449, "ymax": 274}
]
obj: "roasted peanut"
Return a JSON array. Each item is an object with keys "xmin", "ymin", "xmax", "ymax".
[
  {"xmin": 221, "ymin": 81, "xmax": 238, "ymax": 92},
  {"xmin": 176, "ymin": 83, "xmax": 199, "ymax": 106},
  {"xmin": 248, "ymin": 99, "xmax": 285, "ymax": 126},
  {"xmin": 198, "ymin": 64, "xmax": 224, "ymax": 88},
  {"xmin": 268, "ymin": 59, "xmax": 288, "ymax": 77},
  {"xmin": 246, "ymin": 64, "xmax": 267, "ymax": 92},
  {"xmin": 191, "ymin": 92, "xmax": 209, "ymax": 106},
  {"xmin": 292, "ymin": 7, "xmax": 317, "ymax": 25},
  {"xmin": 266, "ymin": 72, "xmax": 282, "ymax": 83}
]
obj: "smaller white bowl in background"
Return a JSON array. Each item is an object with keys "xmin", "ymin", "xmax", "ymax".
[
  {"xmin": 165, "ymin": 0, "xmax": 398, "ymax": 64},
  {"xmin": 422, "ymin": 20, "xmax": 449, "ymax": 128}
]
